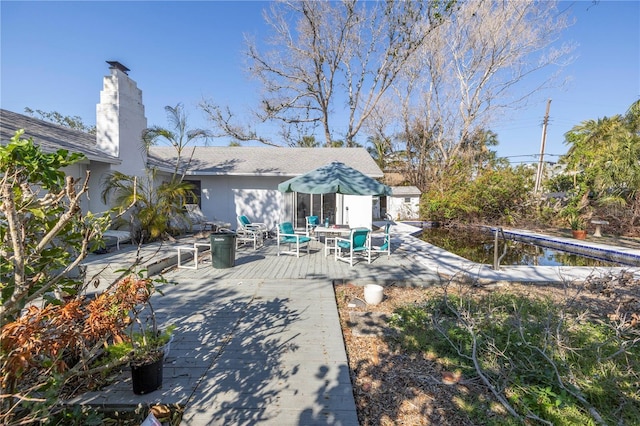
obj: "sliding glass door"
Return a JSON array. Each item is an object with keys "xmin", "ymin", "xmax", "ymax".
[{"xmin": 294, "ymin": 193, "xmax": 336, "ymax": 228}]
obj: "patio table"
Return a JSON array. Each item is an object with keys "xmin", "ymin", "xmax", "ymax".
[{"xmin": 314, "ymin": 226, "xmax": 351, "ymax": 256}]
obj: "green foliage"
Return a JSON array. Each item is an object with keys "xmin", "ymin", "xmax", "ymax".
[
  {"xmin": 297, "ymin": 135, "xmax": 320, "ymax": 147},
  {"xmin": 558, "ymin": 99, "xmax": 640, "ymax": 231},
  {"xmin": 567, "ymin": 214, "xmax": 585, "ymax": 231},
  {"xmin": 102, "ymin": 103, "xmax": 208, "ymax": 241},
  {"xmin": 465, "ymin": 166, "xmax": 532, "ymax": 224},
  {"xmin": 420, "ymin": 162, "xmax": 533, "ymax": 224},
  {"xmin": 44, "ymin": 405, "xmax": 104, "ymax": 426},
  {"xmin": 0, "ymin": 131, "xmax": 138, "ymax": 425},
  {"xmin": 142, "ymin": 103, "xmax": 211, "ymax": 182},
  {"xmin": 101, "ymin": 169, "xmax": 196, "ymax": 242},
  {"xmin": 0, "ymin": 130, "xmax": 84, "ymax": 189},
  {"xmin": 0, "ymin": 131, "xmax": 110, "ymax": 321},
  {"xmin": 387, "ymin": 290, "xmax": 640, "ymax": 425},
  {"xmin": 24, "ymin": 107, "xmax": 96, "ymax": 134},
  {"xmin": 561, "ymin": 206, "xmax": 586, "ymax": 230},
  {"xmin": 106, "ymin": 324, "xmax": 175, "ymax": 366}
]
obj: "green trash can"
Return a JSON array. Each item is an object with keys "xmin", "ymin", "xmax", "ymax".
[{"xmin": 210, "ymin": 231, "xmax": 236, "ymax": 268}]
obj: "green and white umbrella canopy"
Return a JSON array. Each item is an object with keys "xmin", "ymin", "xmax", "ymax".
[{"xmin": 278, "ymin": 161, "xmax": 392, "ymax": 196}]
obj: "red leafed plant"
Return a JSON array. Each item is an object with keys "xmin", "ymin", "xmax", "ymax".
[{"xmin": 0, "ymin": 274, "xmax": 155, "ymax": 409}]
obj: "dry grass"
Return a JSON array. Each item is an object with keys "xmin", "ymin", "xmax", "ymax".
[{"xmin": 335, "ymin": 273, "xmax": 639, "ymax": 425}]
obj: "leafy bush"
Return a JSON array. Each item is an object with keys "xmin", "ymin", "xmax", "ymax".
[
  {"xmin": 420, "ymin": 164, "xmax": 533, "ymax": 225},
  {"xmin": 1, "ymin": 131, "xmax": 107, "ymax": 321},
  {"xmin": 101, "ymin": 169, "xmax": 197, "ymax": 242}
]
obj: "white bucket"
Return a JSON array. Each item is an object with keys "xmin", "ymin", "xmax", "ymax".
[{"xmin": 363, "ymin": 284, "xmax": 384, "ymax": 305}]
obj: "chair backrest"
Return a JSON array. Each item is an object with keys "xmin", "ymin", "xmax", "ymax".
[
  {"xmin": 279, "ymin": 222, "xmax": 295, "ymax": 235},
  {"xmin": 350, "ymin": 228, "xmax": 370, "ymax": 249},
  {"xmin": 380, "ymin": 223, "xmax": 391, "ymax": 250},
  {"xmin": 238, "ymin": 215, "xmax": 251, "ymax": 226},
  {"xmin": 306, "ymin": 216, "xmax": 319, "ymax": 226}
]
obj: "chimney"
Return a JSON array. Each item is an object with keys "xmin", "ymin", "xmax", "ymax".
[
  {"xmin": 106, "ymin": 61, "xmax": 130, "ymax": 75},
  {"xmin": 96, "ymin": 61, "xmax": 147, "ymax": 174}
]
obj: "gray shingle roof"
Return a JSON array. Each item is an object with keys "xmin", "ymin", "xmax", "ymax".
[
  {"xmin": 0, "ymin": 109, "xmax": 119, "ymax": 164},
  {"xmin": 391, "ymin": 186, "xmax": 421, "ymax": 196},
  {"xmin": 148, "ymin": 146, "xmax": 383, "ymax": 177},
  {"xmin": 1, "ymin": 108, "xmax": 382, "ymax": 177}
]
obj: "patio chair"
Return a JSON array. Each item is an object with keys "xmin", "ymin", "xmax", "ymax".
[
  {"xmin": 236, "ymin": 226, "xmax": 263, "ymax": 250},
  {"xmin": 305, "ymin": 215, "xmax": 320, "ymax": 237},
  {"xmin": 178, "ymin": 204, "xmax": 231, "ymax": 233},
  {"xmin": 369, "ymin": 222, "xmax": 391, "ymax": 259},
  {"xmin": 237, "ymin": 215, "xmax": 269, "ymax": 239},
  {"xmin": 335, "ymin": 227, "xmax": 371, "ymax": 266},
  {"xmin": 277, "ymin": 222, "xmax": 311, "ymax": 257}
]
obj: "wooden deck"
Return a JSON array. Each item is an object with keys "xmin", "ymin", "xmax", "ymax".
[
  {"xmin": 162, "ymin": 237, "xmax": 436, "ymax": 286},
  {"xmin": 81, "ymin": 224, "xmax": 640, "ymax": 294},
  {"xmin": 80, "ymin": 230, "xmax": 441, "ymax": 292}
]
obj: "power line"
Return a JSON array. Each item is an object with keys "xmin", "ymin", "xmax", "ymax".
[{"xmin": 499, "ymin": 153, "xmax": 562, "ymax": 159}]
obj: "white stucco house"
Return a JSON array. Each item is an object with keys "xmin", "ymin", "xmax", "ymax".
[{"xmin": 0, "ymin": 61, "xmax": 385, "ymax": 232}]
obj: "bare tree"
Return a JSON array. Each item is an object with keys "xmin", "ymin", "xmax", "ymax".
[
  {"xmin": 202, "ymin": 0, "xmax": 453, "ymax": 147},
  {"xmin": 387, "ymin": 0, "xmax": 574, "ymax": 191}
]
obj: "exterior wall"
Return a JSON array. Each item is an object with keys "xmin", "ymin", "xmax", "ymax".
[
  {"xmin": 86, "ymin": 161, "xmax": 112, "ymax": 214},
  {"xmin": 341, "ymin": 194, "xmax": 373, "ymax": 229},
  {"xmin": 388, "ymin": 195, "xmax": 420, "ymax": 220},
  {"xmin": 96, "ymin": 67, "xmax": 147, "ymax": 178},
  {"xmin": 191, "ymin": 174, "xmax": 375, "ymax": 232},
  {"xmin": 61, "ymin": 162, "xmax": 90, "ymax": 212},
  {"xmin": 197, "ymin": 175, "xmax": 285, "ymax": 232}
]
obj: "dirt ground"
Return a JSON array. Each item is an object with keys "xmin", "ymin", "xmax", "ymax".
[{"xmin": 335, "ymin": 270, "xmax": 639, "ymax": 425}]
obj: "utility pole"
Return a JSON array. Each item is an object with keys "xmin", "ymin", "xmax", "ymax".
[{"xmin": 534, "ymin": 99, "xmax": 552, "ymax": 194}]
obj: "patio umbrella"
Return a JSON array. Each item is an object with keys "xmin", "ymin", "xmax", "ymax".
[{"xmin": 278, "ymin": 161, "xmax": 392, "ymax": 196}]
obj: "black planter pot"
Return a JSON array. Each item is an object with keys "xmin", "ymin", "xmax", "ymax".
[{"xmin": 131, "ymin": 356, "xmax": 163, "ymax": 395}]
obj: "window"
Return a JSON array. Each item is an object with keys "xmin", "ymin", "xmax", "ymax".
[{"xmin": 184, "ymin": 180, "xmax": 202, "ymax": 206}]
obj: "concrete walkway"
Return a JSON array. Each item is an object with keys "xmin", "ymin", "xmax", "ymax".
[
  {"xmin": 399, "ymin": 225, "xmax": 640, "ymax": 285},
  {"xmin": 71, "ymin": 275, "xmax": 359, "ymax": 425}
]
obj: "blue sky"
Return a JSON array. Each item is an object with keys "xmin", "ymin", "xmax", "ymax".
[{"xmin": 1, "ymin": 1, "xmax": 638, "ymax": 164}]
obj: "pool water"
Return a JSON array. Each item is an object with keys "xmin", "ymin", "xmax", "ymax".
[{"xmin": 421, "ymin": 228, "xmax": 621, "ymax": 267}]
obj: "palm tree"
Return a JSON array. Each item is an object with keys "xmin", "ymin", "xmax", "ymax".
[
  {"xmin": 297, "ymin": 135, "xmax": 320, "ymax": 147},
  {"xmin": 367, "ymin": 136, "xmax": 391, "ymax": 171},
  {"xmin": 102, "ymin": 104, "xmax": 212, "ymax": 241},
  {"xmin": 142, "ymin": 104, "xmax": 211, "ymax": 183},
  {"xmin": 561, "ymin": 100, "xmax": 640, "ymax": 233},
  {"xmin": 563, "ymin": 100, "xmax": 640, "ymax": 204},
  {"xmin": 101, "ymin": 169, "xmax": 197, "ymax": 242}
]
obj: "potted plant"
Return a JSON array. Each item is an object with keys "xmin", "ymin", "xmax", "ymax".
[
  {"xmin": 128, "ymin": 321, "xmax": 174, "ymax": 395},
  {"xmin": 106, "ymin": 273, "xmax": 175, "ymax": 395},
  {"xmin": 567, "ymin": 213, "xmax": 587, "ymax": 240}
]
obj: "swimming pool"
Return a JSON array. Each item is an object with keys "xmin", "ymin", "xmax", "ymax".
[{"xmin": 420, "ymin": 227, "xmax": 626, "ymax": 267}]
